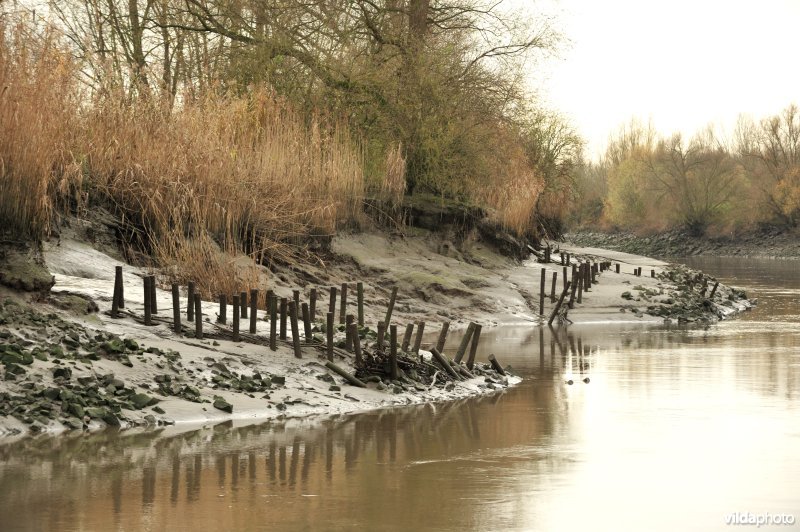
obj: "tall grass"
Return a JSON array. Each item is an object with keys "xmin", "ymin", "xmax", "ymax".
[{"xmin": 0, "ymin": 21, "xmax": 368, "ymax": 296}]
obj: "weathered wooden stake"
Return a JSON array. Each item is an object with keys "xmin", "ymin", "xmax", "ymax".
[
  {"xmin": 114, "ymin": 266, "xmax": 124, "ymax": 309},
  {"xmin": 465, "ymin": 323, "xmax": 482, "ymax": 370},
  {"xmin": 111, "ymin": 275, "xmax": 120, "ymax": 318},
  {"xmin": 265, "ymin": 290, "xmax": 273, "ymax": 321},
  {"xmin": 550, "ymin": 271, "xmax": 557, "ymax": 302},
  {"xmin": 563, "ymin": 266, "xmax": 568, "ymax": 290},
  {"xmin": 651, "ymin": 269, "xmax": 656, "ymax": 278},
  {"xmin": 326, "ymin": 312, "xmax": 334, "ymax": 362},
  {"xmin": 240, "ymin": 291, "xmax": 247, "ymax": 319},
  {"xmin": 309, "ymin": 288, "xmax": 317, "ymax": 322},
  {"xmin": 328, "ymin": 286, "xmax": 337, "ymax": 319},
  {"xmin": 269, "ymin": 295, "xmax": 277, "ymax": 351},
  {"xmin": 577, "ymin": 266, "xmax": 584, "ymax": 304},
  {"xmin": 148, "ymin": 275, "xmax": 158, "ymax": 314},
  {"xmin": 325, "ymin": 361, "xmax": 366, "ymax": 387},
  {"xmin": 232, "ymin": 295, "xmax": 240, "ymax": 342},
  {"xmin": 585, "ymin": 262, "xmax": 592, "ymax": 290},
  {"xmin": 566, "ymin": 253, "xmax": 571, "ymax": 266},
  {"xmin": 302, "ymin": 302, "xmax": 313, "ymax": 342},
  {"xmin": 488, "ymin": 354, "xmax": 506, "ymax": 376},
  {"xmin": 431, "ymin": 347, "xmax": 460, "ymax": 379},
  {"xmin": 345, "ymin": 314, "xmax": 355, "ymax": 352},
  {"xmin": 548, "ymin": 281, "xmax": 572, "ymax": 326},
  {"xmin": 539, "ymin": 268, "xmax": 546, "ymax": 316},
  {"xmin": 350, "ymin": 322, "xmax": 363, "ymax": 367},
  {"xmin": 401, "ymin": 323, "xmax": 414, "ymax": 352},
  {"xmin": 544, "ymin": 246, "xmax": 551, "ymax": 263},
  {"xmin": 616, "ymin": 263, "xmax": 620, "ymax": 274},
  {"xmin": 356, "ymin": 282, "xmax": 364, "ymax": 327},
  {"xmin": 143, "ymin": 276, "xmax": 152, "ymax": 326},
  {"xmin": 279, "ymin": 297, "xmax": 288, "ymax": 340},
  {"xmin": 289, "ymin": 301, "xmax": 302, "ymax": 358},
  {"xmin": 194, "ymin": 293, "xmax": 202, "ymax": 339},
  {"xmin": 435, "ymin": 321, "xmax": 450, "ymax": 353},
  {"xmin": 292, "ymin": 289, "xmax": 300, "ymax": 311},
  {"xmin": 709, "ymin": 281, "xmax": 720, "ymax": 298},
  {"xmin": 187, "ymin": 282, "xmax": 195, "ymax": 321},
  {"xmin": 218, "ymin": 294, "xmax": 227, "ymax": 324},
  {"xmin": 412, "ymin": 321, "xmax": 425, "ymax": 354},
  {"xmin": 453, "ymin": 323, "xmax": 475, "ymax": 364},
  {"xmin": 384, "ymin": 286, "xmax": 398, "ymax": 327},
  {"xmin": 250, "ymin": 289, "xmax": 258, "ymax": 334},
  {"xmin": 377, "ymin": 321, "xmax": 386, "ymax": 352},
  {"xmin": 339, "ymin": 283, "xmax": 348, "ymax": 324},
  {"xmin": 568, "ymin": 270, "xmax": 578, "ymax": 309},
  {"xmin": 171, "ymin": 284, "xmax": 181, "ymax": 334},
  {"xmin": 389, "ymin": 324, "xmax": 399, "ymax": 380}
]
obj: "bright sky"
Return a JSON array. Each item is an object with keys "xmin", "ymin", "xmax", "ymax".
[{"xmin": 532, "ymin": 0, "xmax": 800, "ymax": 159}]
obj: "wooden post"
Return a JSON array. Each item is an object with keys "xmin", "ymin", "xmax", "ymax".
[
  {"xmin": 325, "ymin": 361, "xmax": 366, "ymax": 388},
  {"xmin": 435, "ymin": 321, "xmax": 450, "ymax": 353},
  {"xmin": 114, "ymin": 266, "xmax": 124, "ymax": 309},
  {"xmin": 194, "ymin": 293, "xmax": 202, "ymax": 339},
  {"xmin": 328, "ymin": 286, "xmax": 337, "ymax": 319},
  {"xmin": 577, "ymin": 267, "xmax": 584, "ymax": 304},
  {"xmin": 585, "ymin": 262, "xmax": 592, "ymax": 290},
  {"xmin": 544, "ymin": 246, "xmax": 550, "ymax": 263},
  {"xmin": 143, "ymin": 276, "xmax": 152, "ymax": 326},
  {"xmin": 339, "ymin": 283, "xmax": 348, "ymax": 324},
  {"xmin": 279, "ymin": 297, "xmax": 288, "ymax": 340},
  {"xmin": 568, "ymin": 270, "xmax": 578, "ymax": 309},
  {"xmin": 566, "ymin": 253, "xmax": 570, "ymax": 266},
  {"xmin": 377, "ymin": 321, "xmax": 386, "ymax": 352},
  {"xmin": 171, "ymin": 284, "xmax": 181, "ymax": 334},
  {"xmin": 289, "ymin": 301, "xmax": 302, "ymax": 358},
  {"xmin": 563, "ymin": 266, "xmax": 568, "ymax": 290},
  {"xmin": 265, "ymin": 289, "xmax": 273, "ymax": 321},
  {"xmin": 454, "ymin": 323, "xmax": 475, "ymax": 364},
  {"xmin": 412, "ymin": 321, "xmax": 425, "ymax": 354},
  {"xmin": 488, "ymin": 354, "xmax": 506, "ymax": 376},
  {"xmin": 187, "ymin": 282, "xmax": 195, "ymax": 321},
  {"xmin": 550, "ymin": 271, "xmax": 557, "ymax": 302},
  {"xmin": 401, "ymin": 323, "xmax": 414, "ymax": 352},
  {"xmin": 240, "ymin": 291, "xmax": 247, "ymax": 319},
  {"xmin": 431, "ymin": 347, "xmax": 460, "ymax": 379},
  {"xmin": 560, "ymin": 252, "xmax": 565, "ymax": 265},
  {"xmin": 384, "ymin": 286, "xmax": 398, "ymax": 327},
  {"xmin": 149, "ymin": 275, "xmax": 157, "ymax": 314},
  {"xmin": 345, "ymin": 314, "xmax": 355, "ymax": 352},
  {"xmin": 349, "ymin": 323, "xmax": 364, "ymax": 366},
  {"xmin": 356, "ymin": 282, "xmax": 364, "ymax": 327},
  {"xmin": 548, "ymin": 281, "xmax": 572, "ymax": 326},
  {"xmin": 293, "ymin": 289, "xmax": 300, "ymax": 311},
  {"xmin": 219, "ymin": 294, "xmax": 228, "ymax": 324},
  {"xmin": 709, "ymin": 281, "xmax": 719, "ymax": 298},
  {"xmin": 309, "ymin": 288, "xmax": 317, "ymax": 322},
  {"xmin": 651, "ymin": 269, "xmax": 655, "ymax": 278},
  {"xmin": 539, "ymin": 268, "xmax": 546, "ymax": 316},
  {"xmin": 389, "ymin": 324, "xmax": 399, "ymax": 380},
  {"xmin": 269, "ymin": 295, "xmax": 277, "ymax": 351},
  {"xmin": 615, "ymin": 263, "xmax": 620, "ymax": 274},
  {"xmin": 326, "ymin": 312, "xmax": 334, "ymax": 362},
  {"xmin": 302, "ymin": 302, "xmax": 313, "ymax": 342},
  {"xmin": 232, "ymin": 295, "xmax": 240, "ymax": 342},
  {"xmin": 465, "ymin": 324, "xmax": 482, "ymax": 370},
  {"xmin": 111, "ymin": 275, "xmax": 120, "ymax": 319},
  {"xmin": 250, "ymin": 289, "xmax": 258, "ymax": 334}
]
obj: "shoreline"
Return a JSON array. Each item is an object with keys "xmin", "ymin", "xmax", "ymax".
[{"xmin": 0, "ymin": 229, "xmax": 753, "ymax": 438}]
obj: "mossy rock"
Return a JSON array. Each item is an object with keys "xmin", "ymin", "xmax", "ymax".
[
  {"xmin": 131, "ymin": 393, "xmax": 157, "ymax": 409},
  {"xmin": 213, "ymin": 397, "xmax": 233, "ymax": 413},
  {"xmin": 0, "ymin": 248, "xmax": 54, "ymax": 292}
]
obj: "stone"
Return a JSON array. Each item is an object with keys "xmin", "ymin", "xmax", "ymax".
[
  {"xmin": 269, "ymin": 375, "xmax": 285, "ymax": 385},
  {"xmin": 151, "ymin": 406, "xmax": 166, "ymax": 414},
  {"xmin": 131, "ymin": 393, "xmax": 156, "ymax": 409},
  {"xmin": 213, "ymin": 398, "xmax": 233, "ymax": 413}
]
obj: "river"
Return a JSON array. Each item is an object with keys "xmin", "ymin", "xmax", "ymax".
[{"xmin": 0, "ymin": 258, "xmax": 798, "ymax": 531}]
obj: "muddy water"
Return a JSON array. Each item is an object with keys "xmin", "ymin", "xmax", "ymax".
[{"xmin": 1, "ymin": 259, "xmax": 799, "ymax": 531}]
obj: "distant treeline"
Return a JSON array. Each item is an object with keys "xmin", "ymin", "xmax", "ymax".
[{"xmin": 572, "ymin": 105, "xmax": 800, "ymax": 235}]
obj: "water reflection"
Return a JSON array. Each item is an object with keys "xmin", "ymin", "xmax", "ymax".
[{"xmin": 2, "ymin": 259, "xmax": 800, "ymax": 531}]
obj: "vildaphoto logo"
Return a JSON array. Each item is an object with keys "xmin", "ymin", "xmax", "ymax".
[{"xmin": 725, "ymin": 512, "xmax": 796, "ymax": 527}]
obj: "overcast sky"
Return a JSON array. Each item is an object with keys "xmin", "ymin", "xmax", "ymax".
[{"xmin": 529, "ymin": 0, "xmax": 800, "ymax": 159}]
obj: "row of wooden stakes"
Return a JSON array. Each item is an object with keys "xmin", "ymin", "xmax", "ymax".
[{"xmin": 107, "ymin": 266, "xmax": 486, "ymax": 376}]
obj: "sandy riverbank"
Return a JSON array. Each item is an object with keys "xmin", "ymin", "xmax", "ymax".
[{"xmin": 0, "ymin": 228, "xmax": 752, "ymax": 437}]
